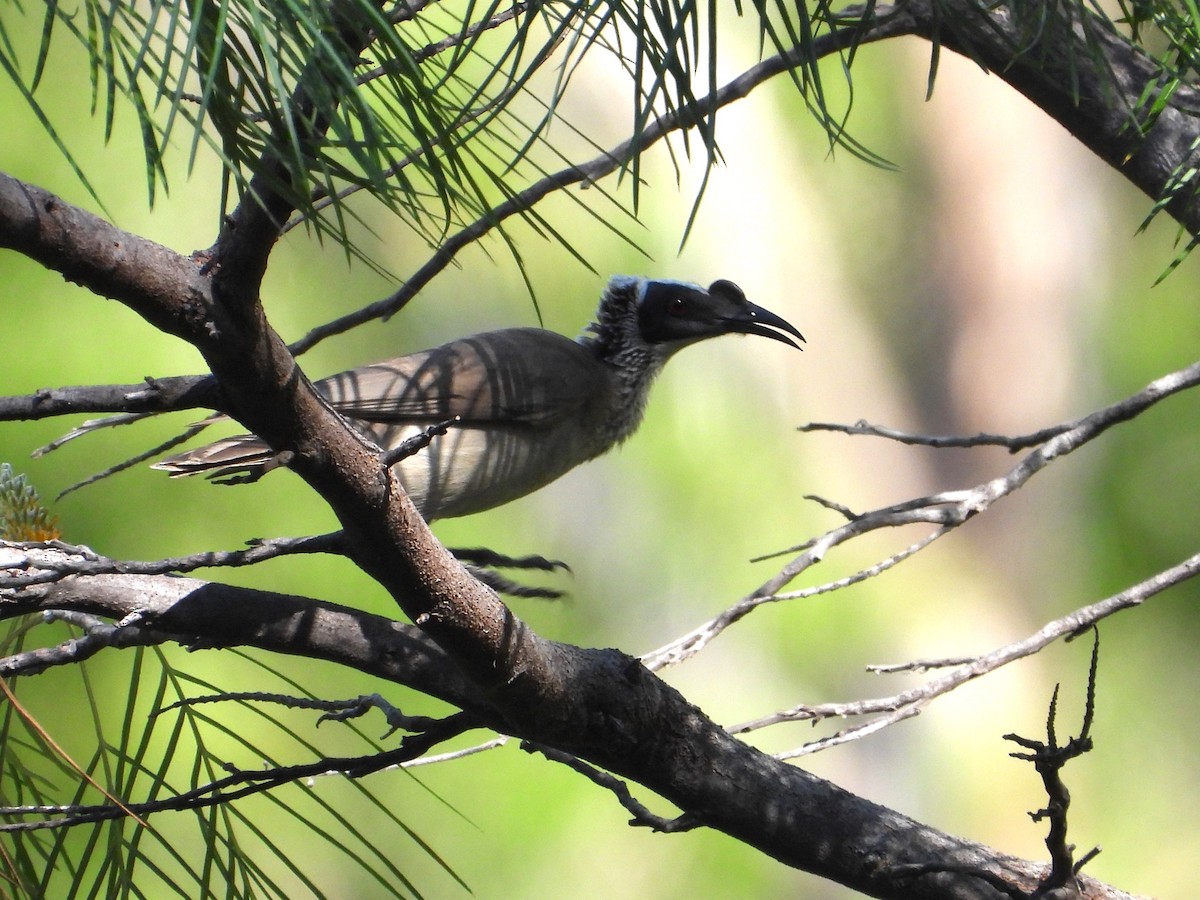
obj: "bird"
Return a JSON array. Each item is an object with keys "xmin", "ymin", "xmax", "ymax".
[{"xmin": 153, "ymin": 276, "xmax": 804, "ymax": 522}]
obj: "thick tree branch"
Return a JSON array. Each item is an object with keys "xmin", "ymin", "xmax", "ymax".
[
  {"xmin": 0, "ymin": 3, "xmax": 1186, "ymax": 895},
  {"xmin": 0, "ymin": 570, "xmax": 488, "ymax": 713},
  {"xmin": 2, "ymin": 566, "xmax": 1139, "ymax": 899},
  {"xmin": 204, "ymin": 0, "xmax": 385, "ymax": 298},
  {"xmin": 0, "ymin": 173, "xmax": 214, "ymax": 342},
  {"xmin": 0, "ymin": 376, "xmax": 215, "ymax": 422},
  {"xmin": 903, "ymin": 1, "xmax": 1200, "ymax": 235}
]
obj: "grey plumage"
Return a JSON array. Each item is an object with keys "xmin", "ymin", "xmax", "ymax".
[{"xmin": 153, "ymin": 275, "xmax": 804, "ymax": 520}]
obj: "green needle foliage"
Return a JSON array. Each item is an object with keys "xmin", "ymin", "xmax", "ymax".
[
  {"xmin": 4, "ymin": 2, "xmax": 1200, "ymax": 898},
  {"xmin": 0, "ymin": 0, "xmax": 899, "ymax": 260},
  {"xmin": 6, "ymin": 0, "xmax": 1196, "ymax": 267},
  {"xmin": 0, "ymin": 639, "xmax": 458, "ymax": 899}
]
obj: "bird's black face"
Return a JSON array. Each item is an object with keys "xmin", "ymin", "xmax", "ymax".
[{"xmin": 636, "ymin": 279, "xmax": 805, "ymax": 349}]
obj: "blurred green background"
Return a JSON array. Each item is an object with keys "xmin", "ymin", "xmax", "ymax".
[{"xmin": 2, "ymin": 10, "xmax": 1198, "ymax": 899}]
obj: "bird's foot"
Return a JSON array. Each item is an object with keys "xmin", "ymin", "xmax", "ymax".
[
  {"xmin": 449, "ymin": 546, "xmax": 570, "ymax": 573},
  {"xmin": 450, "ymin": 546, "xmax": 572, "ymax": 599}
]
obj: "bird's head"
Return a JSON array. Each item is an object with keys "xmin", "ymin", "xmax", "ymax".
[
  {"xmin": 584, "ymin": 276, "xmax": 804, "ymax": 361},
  {"xmin": 636, "ymin": 278, "xmax": 805, "ymax": 350}
]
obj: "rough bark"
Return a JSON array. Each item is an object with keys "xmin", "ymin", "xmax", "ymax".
[{"xmin": 1, "ymin": 1, "xmax": 1189, "ymax": 896}]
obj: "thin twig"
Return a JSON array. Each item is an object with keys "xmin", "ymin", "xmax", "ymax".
[
  {"xmin": 0, "ymin": 534, "xmax": 345, "ymax": 590},
  {"xmin": 803, "ymin": 361, "xmax": 1200, "ymax": 452},
  {"xmin": 0, "ymin": 611, "xmax": 166, "ymax": 677},
  {"xmin": 798, "ymin": 419, "xmax": 1073, "ymax": 452},
  {"xmin": 524, "ymin": 742, "xmax": 699, "ymax": 833},
  {"xmin": 643, "ymin": 359, "xmax": 1200, "ymax": 671},
  {"xmin": 54, "ymin": 421, "xmax": 214, "ymax": 499},
  {"xmin": 400, "ymin": 736, "xmax": 509, "ymax": 767},
  {"xmin": 731, "ymin": 556, "xmax": 1198, "ymax": 756},
  {"xmin": 0, "ymin": 746, "xmax": 418, "ymax": 832},
  {"xmin": 1003, "ymin": 628, "xmax": 1103, "ymax": 892}
]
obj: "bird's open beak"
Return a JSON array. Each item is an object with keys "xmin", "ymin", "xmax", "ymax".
[{"xmin": 724, "ymin": 303, "xmax": 806, "ymax": 350}]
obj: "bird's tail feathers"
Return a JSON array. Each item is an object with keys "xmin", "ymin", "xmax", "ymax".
[{"xmin": 151, "ymin": 434, "xmax": 276, "ymax": 483}]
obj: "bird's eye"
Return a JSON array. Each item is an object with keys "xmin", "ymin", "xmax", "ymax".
[{"xmin": 667, "ymin": 296, "xmax": 689, "ymax": 315}]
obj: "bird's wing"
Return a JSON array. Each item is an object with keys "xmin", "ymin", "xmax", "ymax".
[{"xmin": 315, "ymin": 328, "xmax": 607, "ymax": 427}]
